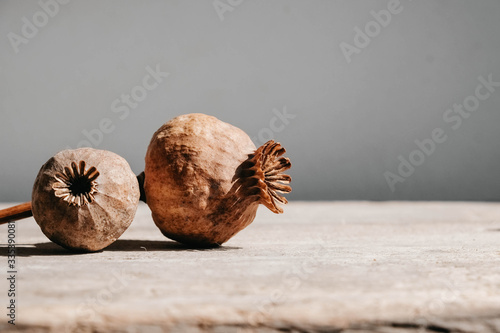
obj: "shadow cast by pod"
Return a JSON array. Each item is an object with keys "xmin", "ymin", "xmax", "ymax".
[{"xmin": 0, "ymin": 239, "xmax": 241, "ymax": 257}]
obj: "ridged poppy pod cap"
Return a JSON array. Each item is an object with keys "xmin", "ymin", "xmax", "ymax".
[
  {"xmin": 143, "ymin": 113, "xmax": 292, "ymax": 247},
  {"xmin": 31, "ymin": 148, "xmax": 140, "ymax": 252}
]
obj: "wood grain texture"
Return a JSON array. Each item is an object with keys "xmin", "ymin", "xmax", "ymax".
[{"xmin": 0, "ymin": 201, "xmax": 499, "ymax": 332}]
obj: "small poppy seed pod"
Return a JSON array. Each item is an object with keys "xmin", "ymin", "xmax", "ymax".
[
  {"xmin": 143, "ymin": 113, "xmax": 292, "ymax": 247},
  {"xmin": 31, "ymin": 148, "xmax": 140, "ymax": 252}
]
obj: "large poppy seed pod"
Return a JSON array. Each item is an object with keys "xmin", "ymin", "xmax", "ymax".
[
  {"xmin": 143, "ymin": 113, "xmax": 292, "ymax": 247},
  {"xmin": 32, "ymin": 148, "xmax": 140, "ymax": 252}
]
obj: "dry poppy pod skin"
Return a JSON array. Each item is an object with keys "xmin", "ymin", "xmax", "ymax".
[
  {"xmin": 32, "ymin": 148, "xmax": 140, "ymax": 252},
  {"xmin": 144, "ymin": 113, "xmax": 292, "ymax": 247}
]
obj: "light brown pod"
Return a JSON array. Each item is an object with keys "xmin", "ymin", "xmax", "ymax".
[
  {"xmin": 144, "ymin": 113, "xmax": 292, "ymax": 246},
  {"xmin": 32, "ymin": 148, "xmax": 140, "ymax": 252}
]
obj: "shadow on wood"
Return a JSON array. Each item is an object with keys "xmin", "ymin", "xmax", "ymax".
[{"xmin": 0, "ymin": 239, "xmax": 241, "ymax": 257}]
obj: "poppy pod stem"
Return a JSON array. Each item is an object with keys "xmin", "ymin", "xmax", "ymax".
[
  {"xmin": 137, "ymin": 172, "xmax": 147, "ymax": 203},
  {"xmin": 0, "ymin": 202, "xmax": 32, "ymax": 225}
]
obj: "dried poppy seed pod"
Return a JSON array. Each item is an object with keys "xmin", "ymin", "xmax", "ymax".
[
  {"xmin": 32, "ymin": 148, "xmax": 140, "ymax": 252},
  {"xmin": 143, "ymin": 113, "xmax": 292, "ymax": 247}
]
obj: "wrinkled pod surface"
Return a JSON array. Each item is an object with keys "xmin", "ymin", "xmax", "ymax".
[
  {"xmin": 32, "ymin": 148, "xmax": 140, "ymax": 252},
  {"xmin": 143, "ymin": 113, "xmax": 292, "ymax": 247}
]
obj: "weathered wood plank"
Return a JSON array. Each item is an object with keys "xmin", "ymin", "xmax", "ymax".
[{"xmin": 0, "ymin": 202, "xmax": 499, "ymax": 332}]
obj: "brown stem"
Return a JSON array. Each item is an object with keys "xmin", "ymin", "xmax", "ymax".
[
  {"xmin": 0, "ymin": 202, "xmax": 33, "ymax": 225},
  {"xmin": 137, "ymin": 172, "xmax": 147, "ymax": 203}
]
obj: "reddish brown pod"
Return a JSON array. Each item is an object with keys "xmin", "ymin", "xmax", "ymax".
[
  {"xmin": 143, "ymin": 113, "xmax": 292, "ymax": 247},
  {"xmin": 32, "ymin": 148, "xmax": 140, "ymax": 252}
]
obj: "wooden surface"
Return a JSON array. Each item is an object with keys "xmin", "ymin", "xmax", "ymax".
[{"xmin": 0, "ymin": 202, "xmax": 499, "ymax": 333}]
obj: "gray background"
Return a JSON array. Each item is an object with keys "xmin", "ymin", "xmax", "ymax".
[{"xmin": 1, "ymin": 0, "xmax": 499, "ymax": 202}]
